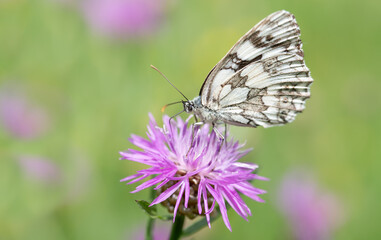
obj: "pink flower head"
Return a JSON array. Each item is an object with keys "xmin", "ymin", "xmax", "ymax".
[
  {"xmin": 0, "ymin": 86, "xmax": 49, "ymax": 139},
  {"xmin": 120, "ymin": 114, "xmax": 267, "ymax": 231},
  {"xmin": 278, "ymin": 169, "xmax": 344, "ymax": 240},
  {"xmin": 81, "ymin": 0, "xmax": 166, "ymax": 39}
]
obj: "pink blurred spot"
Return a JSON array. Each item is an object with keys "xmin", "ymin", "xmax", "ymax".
[
  {"xmin": 278, "ymin": 169, "xmax": 345, "ymax": 240},
  {"xmin": 81, "ymin": 0, "xmax": 166, "ymax": 39},
  {"xmin": 18, "ymin": 156, "xmax": 61, "ymax": 183},
  {"xmin": 128, "ymin": 222, "xmax": 169, "ymax": 240},
  {"xmin": 0, "ymin": 86, "xmax": 50, "ymax": 139}
]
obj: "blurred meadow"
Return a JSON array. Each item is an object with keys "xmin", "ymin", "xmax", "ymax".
[{"xmin": 1, "ymin": 0, "xmax": 381, "ymax": 239}]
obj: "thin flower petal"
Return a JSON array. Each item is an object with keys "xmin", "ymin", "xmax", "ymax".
[
  {"xmin": 184, "ymin": 178, "xmax": 190, "ymax": 208},
  {"xmin": 206, "ymin": 183, "xmax": 231, "ymax": 231},
  {"xmin": 197, "ymin": 179, "xmax": 204, "ymax": 215},
  {"xmin": 120, "ymin": 173, "xmax": 142, "ymax": 182},
  {"xmin": 150, "ymin": 180, "xmax": 183, "ymax": 206},
  {"xmin": 133, "ymin": 174, "xmax": 168, "ymax": 191},
  {"xmin": 202, "ymin": 182, "xmax": 212, "ymax": 228},
  {"xmin": 173, "ymin": 182, "xmax": 185, "ymax": 222},
  {"xmin": 128, "ymin": 174, "xmax": 149, "ymax": 185}
]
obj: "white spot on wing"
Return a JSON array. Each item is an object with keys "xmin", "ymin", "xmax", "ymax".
[
  {"xmin": 292, "ymin": 98, "xmax": 306, "ymax": 111},
  {"xmin": 219, "ymin": 87, "xmax": 250, "ymax": 106},
  {"xmin": 210, "ymin": 69, "xmax": 236, "ymax": 101},
  {"xmin": 262, "ymin": 95, "xmax": 278, "ymax": 106},
  {"xmin": 243, "ymin": 63, "xmax": 271, "ymax": 88},
  {"xmin": 219, "ymin": 85, "xmax": 232, "ymax": 100},
  {"xmin": 236, "ymin": 41, "xmax": 258, "ymax": 61},
  {"xmin": 262, "ymin": 107, "xmax": 279, "ymax": 121},
  {"xmin": 231, "ymin": 114, "xmax": 249, "ymax": 124}
]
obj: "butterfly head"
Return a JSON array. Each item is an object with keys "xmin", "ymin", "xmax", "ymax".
[
  {"xmin": 183, "ymin": 96, "xmax": 202, "ymax": 113},
  {"xmin": 182, "ymin": 100, "xmax": 194, "ymax": 113}
]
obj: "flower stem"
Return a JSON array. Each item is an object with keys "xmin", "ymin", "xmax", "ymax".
[
  {"xmin": 145, "ymin": 218, "xmax": 154, "ymax": 240},
  {"xmin": 146, "ymin": 184, "xmax": 156, "ymax": 240},
  {"xmin": 169, "ymin": 215, "xmax": 185, "ymax": 240}
]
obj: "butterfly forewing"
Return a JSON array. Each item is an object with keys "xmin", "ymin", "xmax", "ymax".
[{"xmin": 199, "ymin": 10, "xmax": 313, "ymax": 128}]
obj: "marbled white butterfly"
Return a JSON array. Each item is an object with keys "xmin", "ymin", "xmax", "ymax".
[{"xmin": 161, "ymin": 10, "xmax": 313, "ymax": 131}]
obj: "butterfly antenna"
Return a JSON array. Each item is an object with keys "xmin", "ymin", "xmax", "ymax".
[
  {"xmin": 169, "ymin": 110, "xmax": 185, "ymax": 123},
  {"xmin": 150, "ymin": 65, "xmax": 189, "ymax": 101},
  {"xmin": 161, "ymin": 101, "xmax": 183, "ymax": 112}
]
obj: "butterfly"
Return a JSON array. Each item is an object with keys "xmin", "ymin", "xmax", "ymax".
[{"xmin": 159, "ymin": 10, "xmax": 313, "ymax": 134}]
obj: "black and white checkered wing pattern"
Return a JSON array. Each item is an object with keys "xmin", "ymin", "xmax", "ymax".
[{"xmin": 200, "ymin": 10, "xmax": 313, "ymax": 127}]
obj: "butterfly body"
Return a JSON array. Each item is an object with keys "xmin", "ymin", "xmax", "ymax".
[
  {"xmin": 184, "ymin": 96, "xmax": 227, "ymax": 125},
  {"xmin": 182, "ymin": 10, "xmax": 313, "ymax": 129}
]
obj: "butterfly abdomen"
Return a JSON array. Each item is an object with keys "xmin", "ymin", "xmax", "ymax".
[{"xmin": 190, "ymin": 96, "xmax": 258, "ymax": 127}]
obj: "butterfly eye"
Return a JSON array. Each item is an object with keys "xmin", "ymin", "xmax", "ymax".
[{"xmin": 183, "ymin": 102, "xmax": 193, "ymax": 113}]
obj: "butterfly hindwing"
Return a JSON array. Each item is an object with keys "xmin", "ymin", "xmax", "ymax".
[
  {"xmin": 217, "ymin": 53, "xmax": 312, "ymax": 127},
  {"xmin": 199, "ymin": 10, "xmax": 313, "ymax": 128}
]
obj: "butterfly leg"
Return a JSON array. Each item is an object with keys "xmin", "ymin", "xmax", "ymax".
[
  {"xmin": 186, "ymin": 116, "xmax": 203, "ymax": 156},
  {"xmin": 224, "ymin": 123, "xmax": 228, "ymax": 141},
  {"xmin": 212, "ymin": 123, "xmax": 225, "ymax": 154},
  {"xmin": 212, "ymin": 123, "xmax": 225, "ymax": 140},
  {"xmin": 218, "ymin": 123, "xmax": 228, "ymax": 147}
]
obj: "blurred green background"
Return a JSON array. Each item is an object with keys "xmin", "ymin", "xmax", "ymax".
[{"xmin": 1, "ymin": 0, "xmax": 380, "ymax": 239}]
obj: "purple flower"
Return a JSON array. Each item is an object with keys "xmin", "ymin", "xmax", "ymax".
[
  {"xmin": 277, "ymin": 169, "xmax": 345, "ymax": 240},
  {"xmin": 81, "ymin": 0, "xmax": 166, "ymax": 40},
  {"xmin": 0, "ymin": 86, "xmax": 50, "ymax": 139},
  {"xmin": 120, "ymin": 114, "xmax": 267, "ymax": 231}
]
